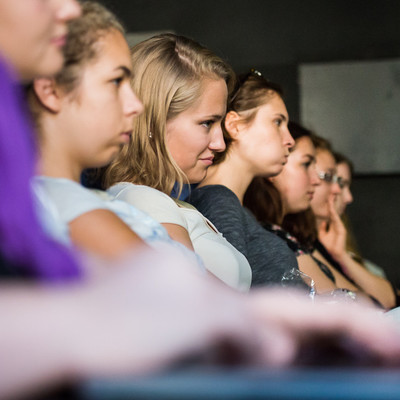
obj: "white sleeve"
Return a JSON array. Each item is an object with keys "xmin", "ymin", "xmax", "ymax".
[
  {"xmin": 108, "ymin": 184, "xmax": 188, "ymax": 230},
  {"xmin": 34, "ymin": 177, "xmax": 109, "ymax": 225}
]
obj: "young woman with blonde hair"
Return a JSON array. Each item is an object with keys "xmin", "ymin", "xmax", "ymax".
[{"xmin": 103, "ymin": 33, "xmax": 252, "ymax": 291}]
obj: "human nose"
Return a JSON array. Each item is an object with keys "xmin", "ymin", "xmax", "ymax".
[
  {"xmin": 310, "ymin": 166, "xmax": 321, "ymax": 186},
  {"xmin": 282, "ymin": 125, "xmax": 295, "ymax": 149},
  {"xmin": 331, "ymin": 179, "xmax": 342, "ymax": 195},
  {"xmin": 209, "ymin": 124, "xmax": 226, "ymax": 153},
  {"xmin": 53, "ymin": 0, "xmax": 82, "ymax": 21},
  {"xmin": 344, "ymin": 188, "xmax": 353, "ymax": 205},
  {"xmin": 124, "ymin": 86, "xmax": 144, "ymax": 118}
]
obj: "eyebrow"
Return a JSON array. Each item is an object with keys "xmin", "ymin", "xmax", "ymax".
[
  {"xmin": 115, "ymin": 66, "xmax": 132, "ymax": 78},
  {"xmin": 304, "ymin": 154, "xmax": 316, "ymax": 162},
  {"xmin": 275, "ymin": 113, "xmax": 288, "ymax": 121},
  {"xmin": 201, "ymin": 114, "xmax": 224, "ymax": 121}
]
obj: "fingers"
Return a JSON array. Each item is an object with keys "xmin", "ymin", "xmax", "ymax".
[
  {"xmin": 246, "ymin": 289, "xmax": 400, "ymax": 367},
  {"xmin": 318, "ymin": 220, "xmax": 328, "ymax": 235}
]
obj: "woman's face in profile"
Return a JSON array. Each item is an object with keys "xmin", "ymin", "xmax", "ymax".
[
  {"xmin": 0, "ymin": 0, "xmax": 81, "ymax": 79},
  {"xmin": 335, "ymin": 162, "xmax": 353, "ymax": 216},
  {"xmin": 272, "ymin": 136, "xmax": 320, "ymax": 215},
  {"xmin": 166, "ymin": 78, "xmax": 228, "ymax": 183},
  {"xmin": 310, "ymin": 149, "xmax": 341, "ymax": 220},
  {"xmin": 232, "ymin": 94, "xmax": 294, "ymax": 178},
  {"xmin": 51, "ymin": 30, "xmax": 143, "ymax": 171}
]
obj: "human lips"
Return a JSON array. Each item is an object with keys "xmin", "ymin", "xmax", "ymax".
[
  {"xmin": 282, "ymin": 152, "xmax": 290, "ymax": 164},
  {"xmin": 119, "ymin": 131, "xmax": 132, "ymax": 144},
  {"xmin": 199, "ymin": 156, "xmax": 214, "ymax": 166},
  {"xmin": 51, "ymin": 34, "xmax": 67, "ymax": 48},
  {"xmin": 307, "ymin": 191, "xmax": 315, "ymax": 200}
]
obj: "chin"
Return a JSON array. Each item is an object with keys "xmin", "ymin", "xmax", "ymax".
[
  {"xmin": 288, "ymin": 204, "xmax": 308, "ymax": 214},
  {"xmin": 35, "ymin": 52, "xmax": 64, "ymax": 78},
  {"xmin": 188, "ymin": 169, "xmax": 207, "ymax": 184},
  {"xmin": 267, "ymin": 165, "xmax": 285, "ymax": 178}
]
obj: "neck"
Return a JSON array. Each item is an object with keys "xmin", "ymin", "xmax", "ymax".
[
  {"xmin": 199, "ymin": 152, "xmax": 255, "ymax": 204},
  {"xmin": 279, "ymin": 201, "xmax": 289, "ymax": 225},
  {"xmin": 38, "ymin": 117, "xmax": 83, "ymax": 182},
  {"xmin": 38, "ymin": 149, "xmax": 82, "ymax": 182}
]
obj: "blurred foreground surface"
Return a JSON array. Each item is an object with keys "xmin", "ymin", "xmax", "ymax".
[{"xmin": 79, "ymin": 366, "xmax": 400, "ymax": 400}]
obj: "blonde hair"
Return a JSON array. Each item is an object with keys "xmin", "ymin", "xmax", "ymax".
[
  {"xmin": 103, "ymin": 33, "xmax": 234, "ymax": 196},
  {"xmin": 27, "ymin": 1, "xmax": 125, "ymax": 130}
]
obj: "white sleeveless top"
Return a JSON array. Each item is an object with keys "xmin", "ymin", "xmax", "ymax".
[{"xmin": 108, "ymin": 183, "xmax": 252, "ymax": 292}]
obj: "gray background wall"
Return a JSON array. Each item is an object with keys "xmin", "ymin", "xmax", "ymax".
[{"xmin": 97, "ymin": 0, "xmax": 400, "ymax": 285}]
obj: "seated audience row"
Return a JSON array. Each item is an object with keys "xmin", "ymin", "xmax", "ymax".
[
  {"xmin": 26, "ymin": 1, "xmax": 399, "ymax": 304},
  {"xmin": 243, "ymin": 124, "xmax": 396, "ymax": 308},
  {"xmin": 2, "ymin": 1, "xmax": 400, "ymax": 398}
]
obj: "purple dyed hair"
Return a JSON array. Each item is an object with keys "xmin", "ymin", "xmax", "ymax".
[{"xmin": 0, "ymin": 57, "xmax": 81, "ymax": 281}]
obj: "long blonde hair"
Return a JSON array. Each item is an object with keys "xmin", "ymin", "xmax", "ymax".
[{"xmin": 103, "ymin": 33, "xmax": 234, "ymax": 196}]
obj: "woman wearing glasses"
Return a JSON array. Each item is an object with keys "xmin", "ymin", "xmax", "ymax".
[
  {"xmin": 310, "ymin": 136, "xmax": 396, "ymax": 308},
  {"xmin": 243, "ymin": 122, "xmax": 338, "ymax": 294},
  {"xmin": 188, "ymin": 71, "xmax": 306, "ymax": 288},
  {"xmin": 244, "ymin": 124, "xmax": 395, "ymax": 307}
]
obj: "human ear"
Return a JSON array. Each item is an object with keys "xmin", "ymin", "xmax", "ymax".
[
  {"xmin": 32, "ymin": 78, "xmax": 63, "ymax": 113},
  {"xmin": 224, "ymin": 110, "xmax": 242, "ymax": 139}
]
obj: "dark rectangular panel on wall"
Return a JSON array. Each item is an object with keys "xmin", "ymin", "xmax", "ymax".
[{"xmin": 347, "ymin": 175, "xmax": 400, "ymax": 287}]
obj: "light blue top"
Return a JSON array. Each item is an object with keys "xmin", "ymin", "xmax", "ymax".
[{"xmin": 33, "ymin": 176, "xmax": 203, "ymax": 269}]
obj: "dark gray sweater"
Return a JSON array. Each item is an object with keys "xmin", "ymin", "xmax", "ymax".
[{"xmin": 189, "ymin": 185, "xmax": 300, "ymax": 287}]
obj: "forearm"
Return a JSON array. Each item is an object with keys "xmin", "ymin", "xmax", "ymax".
[
  {"xmin": 0, "ymin": 284, "xmax": 83, "ymax": 399},
  {"xmin": 297, "ymin": 254, "xmax": 337, "ymax": 294},
  {"xmin": 335, "ymin": 252, "xmax": 395, "ymax": 309},
  {"xmin": 69, "ymin": 209, "xmax": 146, "ymax": 258}
]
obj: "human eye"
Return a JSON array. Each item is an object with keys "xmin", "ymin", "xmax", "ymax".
[
  {"xmin": 325, "ymin": 172, "xmax": 334, "ymax": 182},
  {"xmin": 200, "ymin": 120, "xmax": 215, "ymax": 130},
  {"xmin": 111, "ymin": 76, "xmax": 124, "ymax": 87},
  {"xmin": 303, "ymin": 157, "xmax": 316, "ymax": 169},
  {"xmin": 274, "ymin": 118, "xmax": 283, "ymax": 127}
]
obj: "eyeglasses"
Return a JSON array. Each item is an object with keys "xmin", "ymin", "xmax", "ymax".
[{"xmin": 317, "ymin": 171, "xmax": 346, "ymax": 189}]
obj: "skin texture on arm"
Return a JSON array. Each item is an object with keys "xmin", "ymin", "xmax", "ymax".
[
  {"xmin": 69, "ymin": 209, "xmax": 146, "ymax": 258},
  {"xmin": 2, "ymin": 247, "xmax": 400, "ymax": 399},
  {"xmin": 162, "ymin": 223, "xmax": 195, "ymax": 251},
  {"xmin": 297, "ymin": 254, "xmax": 337, "ymax": 294},
  {"xmin": 107, "ymin": 185, "xmax": 195, "ymax": 251},
  {"xmin": 312, "ymin": 250, "xmax": 360, "ymax": 292},
  {"xmin": 0, "ymin": 247, "xmax": 247, "ymax": 399},
  {"xmin": 318, "ymin": 197, "xmax": 395, "ymax": 309}
]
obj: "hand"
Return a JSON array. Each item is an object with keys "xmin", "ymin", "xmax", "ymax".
[
  {"xmin": 72, "ymin": 248, "xmax": 400, "ymax": 373},
  {"xmin": 318, "ymin": 195, "xmax": 347, "ymax": 262},
  {"xmin": 3, "ymin": 246, "xmax": 400, "ymax": 400},
  {"xmin": 246, "ymin": 289, "xmax": 400, "ymax": 367},
  {"xmin": 68, "ymin": 246, "xmax": 259, "ymax": 377}
]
